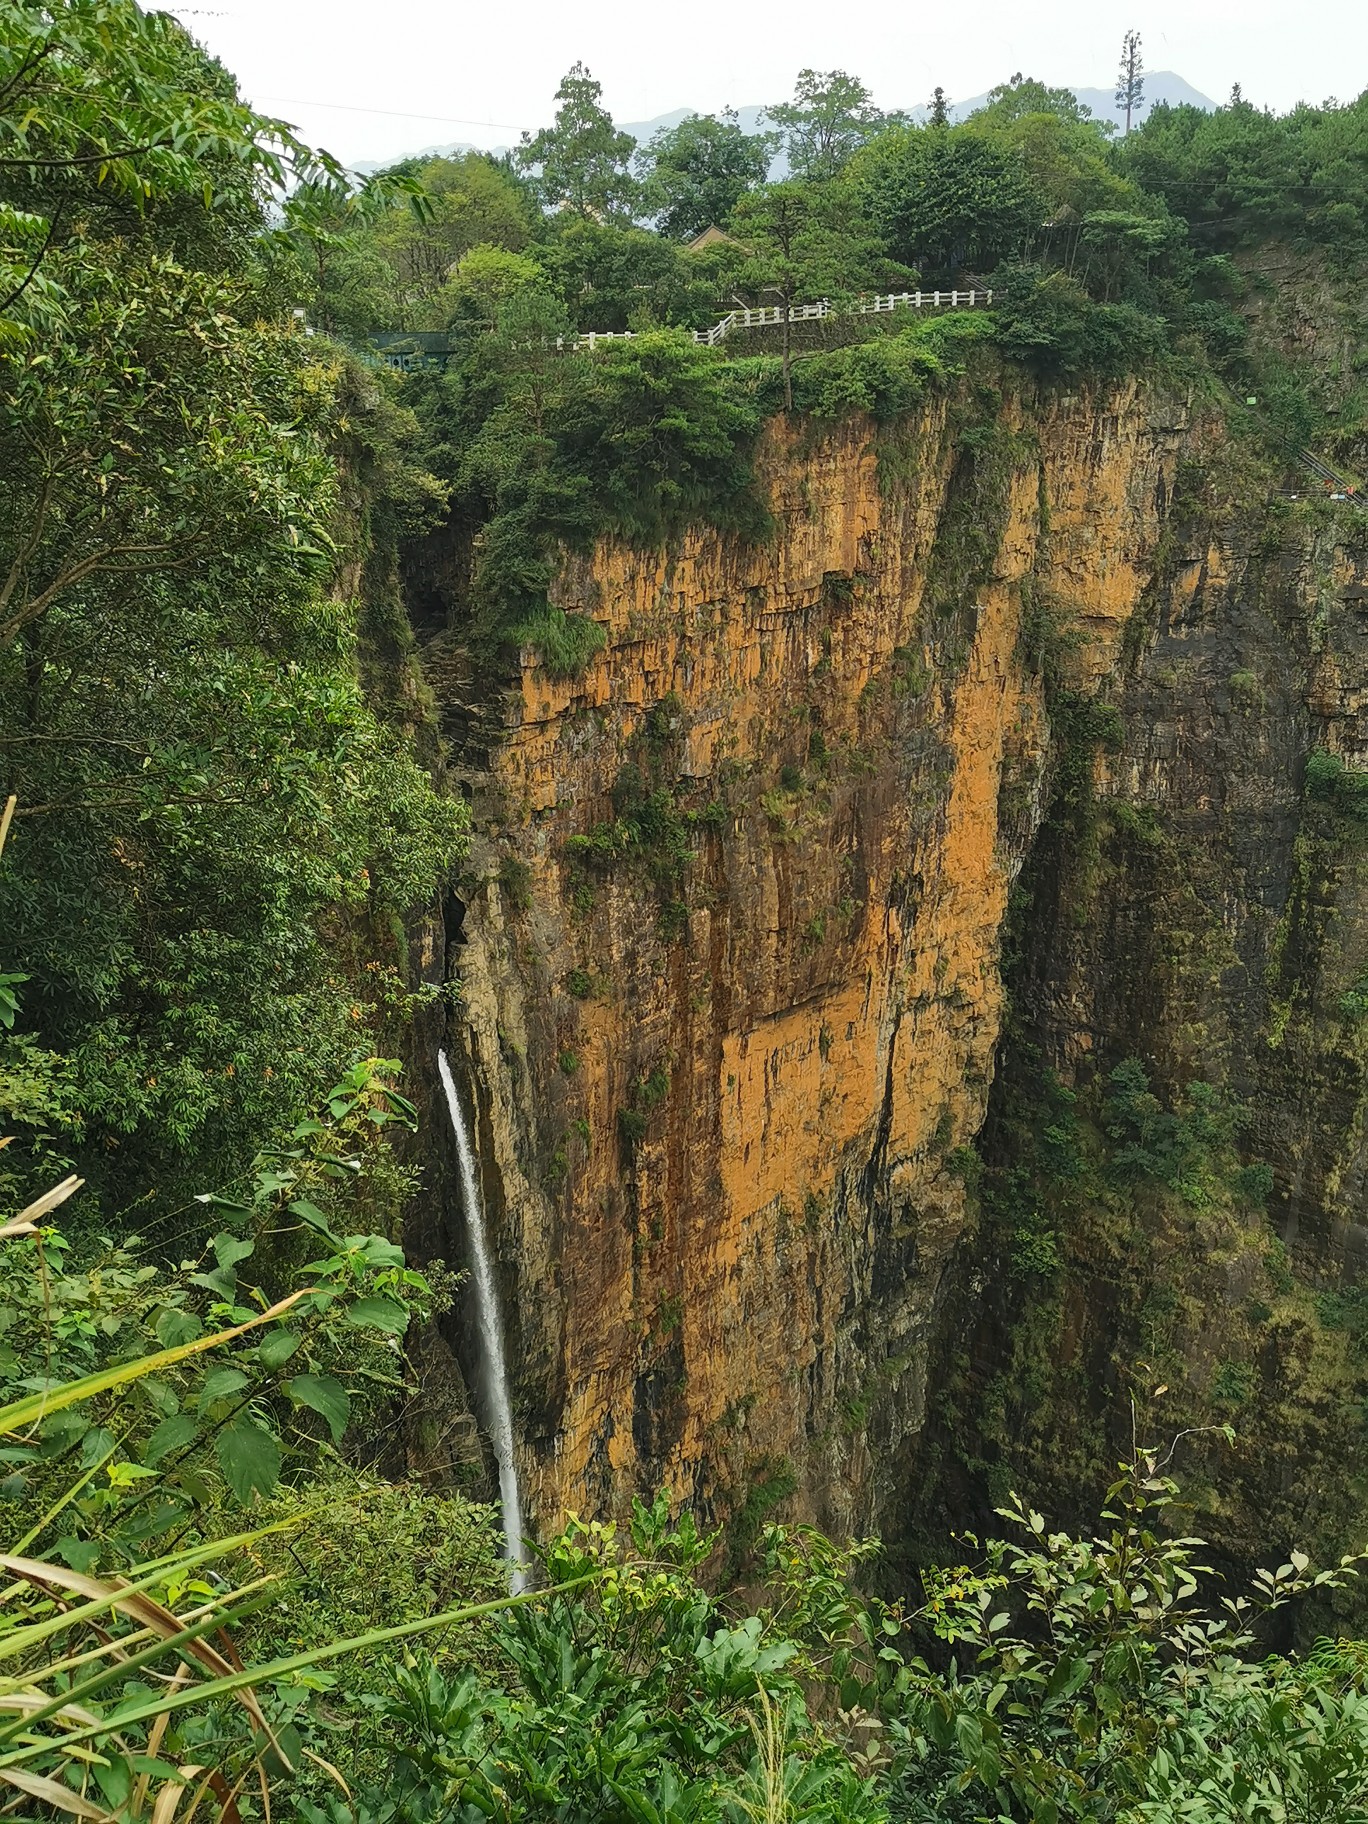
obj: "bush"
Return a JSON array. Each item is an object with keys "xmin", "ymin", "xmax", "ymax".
[
  {"xmin": 1307, "ymin": 747, "xmax": 1368, "ymax": 820},
  {"xmin": 509, "ymin": 605, "xmax": 607, "ymax": 679},
  {"xmin": 991, "ymin": 265, "xmax": 1169, "ymax": 378}
]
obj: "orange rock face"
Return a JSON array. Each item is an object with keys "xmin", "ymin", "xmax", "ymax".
[{"xmin": 442, "ymin": 382, "xmax": 1208, "ymax": 1539}]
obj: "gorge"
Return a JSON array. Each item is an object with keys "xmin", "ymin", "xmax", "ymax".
[
  {"xmin": 408, "ymin": 352, "xmax": 1368, "ymax": 1585},
  {"xmin": 10, "ymin": 16, "xmax": 1368, "ymax": 1811}
]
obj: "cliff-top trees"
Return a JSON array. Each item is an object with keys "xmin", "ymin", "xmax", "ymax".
[
  {"xmin": 768, "ymin": 68, "xmax": 906, "ymax": 181},
  {"xmin": 636, "ymin": 109, "xmax": 777, "ymax": 239},
  {"xmin": 852, "ymin": 125, "xmax": 1045, "ymax": 278},
  {"xmin": 731, "ymin": 180, "xmax": 892, "ymax": 408},
  {"xmin": 517, "ymin": 62, "xmax": 638, "ymax": 220}
]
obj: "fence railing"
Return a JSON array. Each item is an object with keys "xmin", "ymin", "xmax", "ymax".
[
  {"xmin": 365, "ymin": 287, "xmax": 994, "ymax": 370},
  {"xmin": 574, "ymin": 288, "xmax": 992, "ymax": 352}
]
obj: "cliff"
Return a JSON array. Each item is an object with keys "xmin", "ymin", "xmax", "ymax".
[{"xmin": 411, "ymin": 371, "xmax": 1231, "ymax": 1542}]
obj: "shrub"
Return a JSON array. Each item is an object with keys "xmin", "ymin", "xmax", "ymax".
[
  {"xmin": 509, "ymin": 605, "xmax": 607, "ymax": 680},
  {"xmin": 1307, "ymin": 747, "xmax": 1368, "ymax": 820}
]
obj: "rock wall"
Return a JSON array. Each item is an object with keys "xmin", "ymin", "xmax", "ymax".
[
  {"xmin": 413, "ymin": 374, "xmax": 1211, "ymax": 1540},
  {"xmin": 903, "ymin": 437, "xmax": 1368, "ymax": 1583}
]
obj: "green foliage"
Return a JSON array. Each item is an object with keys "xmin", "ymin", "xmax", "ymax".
[
  {"xmin": 1306, "ymin": 747, "xmax": 1368, "ymax": 820},
  {"xmin": 0, "ymin": 1063, "xmax": 437, "ymax": 1556},
  {"xmin": 887, "ymin": 1455, "xmax": 1368, "ymax": 1823},
  {"xmin": 1123, "ymin": 91, "xmax": 1368, "ymax": 260},
  {"xmin": 636, "ymin": 110, "xmax": 776, "ymax": 240},
  {"xmin": 438, "ymin": 328, "xmax": 768, "ymax": 652},
  {"xmin": 0, "ymin": 0, "xmax": 347, "ymax": 347},
  {"xmin": 516, "ymin": 63, "xmax": 638, "ymax": 220},
  {"xmin": 0, "ymin": 20, "xmax": 463, "ymax": 1223},
  {"xmin": 538, "ymin": 217, "xmax": 740, "ymax": 332},
  {"xmin": 972, "ymin": 75, "xmax": 1102, "ymax": 128},
  {"xmin": 1103, "ymin": 1058, "xmax": 1248, "ymax": 1207},
  {"xmin": 991, "ymin": 264, "xmax": 1169, "ymax": 376},
  {"xmin": 852, "ymin": 125, "xmax": 1045, "ymax": 277},
  {"xmin": 510, "ymin": 605, "xmax": 605, "ymax": 678},
  {"xmin": 362, "ymin": 154, "xmax": 534, "ymax": 323},
  {"xmin": 768, "ymin": 69, "xmax": 906, "ymax": 182},
  {"xmin": 315, "ymin": 1495, "xmax": 888, "ymax": 1824},
  {"xmin": 617, "ymin": 1065, "xmax": 672, "ymax": 1159},
  {"xmin": 562, "ymin": 708, "xmax": 726, "ymax": 944}
]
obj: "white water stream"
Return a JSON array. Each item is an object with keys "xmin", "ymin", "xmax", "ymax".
[{"xmin": 436, "ymin": 1048, "xmax": 527, "ymax": 1590}]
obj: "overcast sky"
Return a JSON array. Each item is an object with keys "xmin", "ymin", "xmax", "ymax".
[{"xmin": 170, "ymin": 0, "xmax": 1368, "ymax": 168}]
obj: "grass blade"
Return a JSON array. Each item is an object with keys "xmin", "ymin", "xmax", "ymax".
[
  {"xmin": 0, "ymin": 1290, "xmax": 314, "ymax": 1437},
  {"xmin": 0, "ymin": 1573, "xmax": 602, "ymax": 1770}
]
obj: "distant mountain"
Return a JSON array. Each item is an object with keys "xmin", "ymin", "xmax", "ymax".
[
  {"xmin": 937, "ymin": 70, "xmax": 1215, "ymax": 131},
  {"xmin": 619, "ymin": 103, "xmax": 772, "ymax": 145},
  {"xmin": 353, "ymin": 74, "xmax": 1214, "ymax": 175}
]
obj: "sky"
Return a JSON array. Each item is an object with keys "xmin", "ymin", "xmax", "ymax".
[{"xmin": 169, "ymin": 0, "xmax": 1368, "ymax": 168}]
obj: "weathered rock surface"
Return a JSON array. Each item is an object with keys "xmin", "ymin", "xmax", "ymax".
[{"xmin": 409, "ymin": 378, "xmax": 1224, "ymax": 1540}]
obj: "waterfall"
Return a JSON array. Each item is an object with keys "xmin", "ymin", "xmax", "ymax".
[{"xmin": 436, "ymin": 1048, "xmax": 527, "ymax": 1590}]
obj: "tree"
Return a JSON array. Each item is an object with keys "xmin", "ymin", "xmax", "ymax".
[
  {"xmin": 365, "ymin": 153, "xmax": 534, "ymax": 320},
  {"xmin": 0, "ymin": 0, "xmax": 345, "ymax": 346},
  {"xmin": 768, "ymin": 69, "xmax": 905, "ymax": 181},
  {"xmin": 537, "ymin": 216, "xmax": 740, "ymax": 332},
  {"xmin": 974, "ymin": 72, "xmax": 1098, "ymax": 127},
  {"xmin": 853, "ymin": 126, "xmax": 1045, "ymax": 278},
  {"xmin": 1117, "ymin": 28, "xmax": 1145, "ymax": 135},
  {"xmin": 732, "ymin": 182, "xmax": 887, "ymax": 409},
  {"xmin": 0, "ymin": 12, "xmax": 462, "ymax": 1217},
  {"xmin": 929, "ymin": 87, "xmax": 951, "ymax": 128},
  {"xmin": 964, "ymin": 98, "xmax": 1153, "ymax": 257},
  {"xmin": 516, "ymin": 63, "xmax": 638, "ymax": 220},
  {"xmin": 635, "ymin": 109, "xmax": 776, "ymax": 239}
]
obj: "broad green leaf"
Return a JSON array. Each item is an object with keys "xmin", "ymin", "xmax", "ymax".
[
  {"xmin": 199, "ymin": 1368, "xmax": 248, "ymax": 1405},
  {"xmin": 212, "ymin": 1232, "xmax": 255, "ymax": 1270},
  {"xmin": 78, "ymin": 1427, "xmax": 116, "ymax": 1468},
  {"xmin": 189, "ymin": 1267, "xmax": 237, "ymax": 1299},
  {"xmin": 288, "ymin": 1198, "xmax": 337, "ymax": 1240},
  {"xmin": 54, "ymin": 1537, "xmax": 101, "ymax": 1574},
  {"xmin": 216, "ymin": 1421, "xmax": 279, "ymax": 1505},
  {"xmin": 344, "ymin": 1296, "xmax": 408, "ymax": 1335},
  {"xmin": 258, "ymin": 1329, "xmax": 302, "ymax": 1370},
  {"xmin": 286, "ymin": 1374, "xmax": 349, "ymax": 1442},
  {"xmin": 143, "ymin": 1414, "xmax": 198, "ymax": 1466},
  {"xmin": 154, "ymin": 1309, "xmax": 202, "ymax": 1349}
]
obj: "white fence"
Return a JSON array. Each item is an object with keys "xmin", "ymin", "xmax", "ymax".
[
  {"xmin": 575, "ymin": 288, "xmax": 992, "ymax": 352},
  {"xmin": 368, "ymin": 288, "xmax": 994, "ymax": 369}
]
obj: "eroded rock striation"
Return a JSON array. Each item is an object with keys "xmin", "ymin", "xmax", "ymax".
[{"xmin": 410, "ymin": 376, "xmax": 1237, "ymax": 1540}]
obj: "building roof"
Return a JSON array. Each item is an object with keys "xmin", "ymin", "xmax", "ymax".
[{"xmin": 684, "ymin": 225, "xmax": 744, "ymax": 253}]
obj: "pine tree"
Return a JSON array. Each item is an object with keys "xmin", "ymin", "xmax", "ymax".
[{"xmin": 1116, "ymin": 30, "xmax": 1144, "ymax": 135}]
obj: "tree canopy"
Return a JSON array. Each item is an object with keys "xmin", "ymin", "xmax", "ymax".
[
  {"xmin": 0, "ymin": 1, "xmax": 460, "ymax": 1219},
  {"xmin": 768, "ymin": 69, "xmax": 906, "ymax": 181},
  {"xmin": 636, "ymin": 109, "xmax": 776, "ymax": 239},
  {"xmin": 517, "ymin": 62, "xmax": 638, "ymax": 220}
]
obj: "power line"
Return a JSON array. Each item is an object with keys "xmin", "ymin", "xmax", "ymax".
[{"xmin": 253, "ymin": 94, "xmax": 523, "ymax": 132}]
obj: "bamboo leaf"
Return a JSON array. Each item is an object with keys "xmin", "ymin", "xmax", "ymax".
[
  {"xmin": 0, "ymin": 1766, "xmax": 109, "ymax": 1817},
  {"xmin": 0, "ymin": 1574, "xmax": 600, "ymax": 1771},
  {"xmin": 0, "ymin": 1291, "xmax": 313, "ymax": 1436}
]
